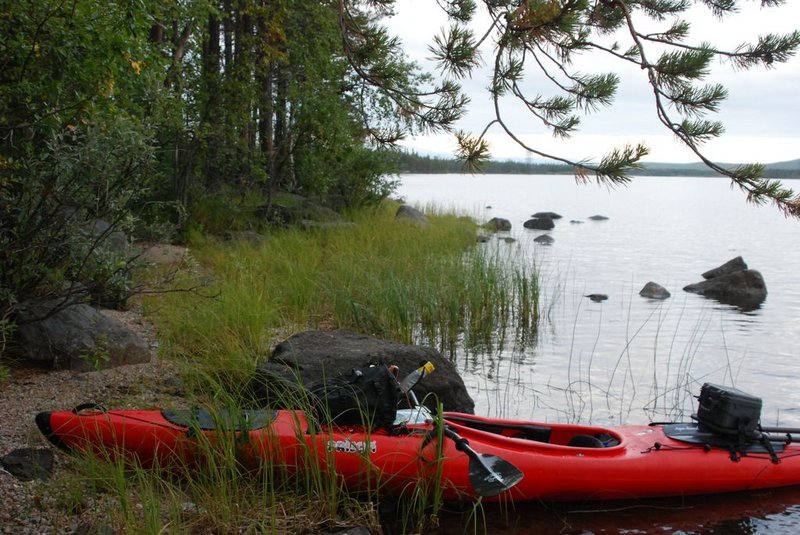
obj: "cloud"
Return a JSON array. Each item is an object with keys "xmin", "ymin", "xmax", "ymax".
[{"xmin": 388, "ymin": 1, "xmax": 800, "ymax": 163}]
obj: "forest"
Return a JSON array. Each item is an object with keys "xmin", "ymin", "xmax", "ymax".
[
  {"xmin": 3, "ymin": 0, "xmax": 800, "ymax": 346},
  {"xmin": 0, "ymin": 1, "xmax": 420, "ymax": 336}
]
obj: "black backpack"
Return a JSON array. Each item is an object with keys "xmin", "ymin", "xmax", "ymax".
[{"xmin": 309, "ymin": 364, "xmax": 403, "ymax": 430}]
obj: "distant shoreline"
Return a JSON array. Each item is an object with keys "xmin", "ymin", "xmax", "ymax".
[{"xmin": 394, "ymin": 152, "xmax": 800, "ymax": 179}]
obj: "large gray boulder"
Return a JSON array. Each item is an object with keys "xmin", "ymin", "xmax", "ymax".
[
  {"xmin": 684, "ymin": 269, "xmax": 767, "ymax": 310},
  {"xmin": 15, "ymin": 300, "xmax": 151, "ymax": 371},
  {"xmin": 250, "ymin": 330, "xmax": 475, "ymax": 413},
  {"xmin": 84, "ymin": 219, "xmax": 130, "ymax": 254}
]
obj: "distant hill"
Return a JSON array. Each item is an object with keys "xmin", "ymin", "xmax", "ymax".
[
  {"xmin": 766, "ymin": 158, "xmax": 800, "ymax": 171},
  {"xmin": 640, "ymin": 159, "xmax": 800, "ymax": 178},
  {"xmin": 395, "ymin": 151, "xmax": 800, "ymax": 178}
]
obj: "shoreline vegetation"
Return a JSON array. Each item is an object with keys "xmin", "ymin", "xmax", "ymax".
[
  {"xmin": 395, "ymin": 151, "xmax": 800, "ymax": 179},
  {"xmin": 2, "ymin": 201, "xmax": 541, "ymax": 534},
  {"xmin": 150, "ymin": 201, "xmax": 542, "ymax": 380}
]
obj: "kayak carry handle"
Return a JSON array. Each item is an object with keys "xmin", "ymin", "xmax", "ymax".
[{"xmin": 72, "ymin": 403, "xmax": 108, "ymax": 415}]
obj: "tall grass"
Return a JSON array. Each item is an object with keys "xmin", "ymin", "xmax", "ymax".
[{"xmin": 145, "ymin": 202, "xmax": 542, "ymax": 380}]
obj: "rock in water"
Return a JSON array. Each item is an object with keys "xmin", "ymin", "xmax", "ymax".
[
  {"xmin": 531, "ymin": 211, "xmax": 562, "ymax": 220},
  {"xmin": 702, "ymin": 256, "xmax": 748, "ymax": 280},
  {"xmin": 523, "ymin": 217, "xmax": 554, "ymax": 230},
  {"xmin": 639, "ymin": 282, "xmax": 671, "ymax": 299},
  {"xmin": 483, "ymin": 217, "xmax": 512, "ymax": 232},
  {"xmin": 683, "ymin": 269, "xmax": 767, "ymax": 310}
]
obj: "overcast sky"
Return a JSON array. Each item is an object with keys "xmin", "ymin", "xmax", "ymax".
[{"xmin": 387, "ymin": 1, "xmax": 800, "ymax": 164}]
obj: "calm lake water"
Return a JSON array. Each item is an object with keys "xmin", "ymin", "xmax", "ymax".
[{"xmin": 396, "ymin": 173, "xmax": 800, "ymax": 534}]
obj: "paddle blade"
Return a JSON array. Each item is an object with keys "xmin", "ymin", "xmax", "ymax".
[{"xmin": 468, "ymin": 453, "xmax": 524, "ymax": 497}]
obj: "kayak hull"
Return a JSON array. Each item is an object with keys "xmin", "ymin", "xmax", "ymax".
[{"xmin": 36, "ymin": 407, "xmax": 800, "ymax": 502}]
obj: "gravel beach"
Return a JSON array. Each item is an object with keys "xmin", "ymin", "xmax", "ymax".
[{"xmin": 0, "ymin": 310, "xmax": 184, "ymax": 534}]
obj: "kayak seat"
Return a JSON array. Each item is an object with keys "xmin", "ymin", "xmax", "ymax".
[
  {"xmin": 567, "ymin": 434, "xmax": 605, "ymax": 448},
  {"xmin": 508, "ymin": 426, "xmax": 552, "ymax": 442}
]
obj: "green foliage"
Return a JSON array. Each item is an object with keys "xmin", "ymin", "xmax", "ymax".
[
  {"xmin": 189, "ymin": 188, "xmax": 269, "ymax": 235},
  {"xmin": 0, "ymin": 114, "xmax": 155, "ymax": 316},
  {"xmin": 395, "ymin": 150, "xmax": 575, "ymax": 174},
  {"xmin": 80, "ymin": 333, "xmax": 111, "ymax": 371},
  {"xmin": 0, "ymin": 0, "xmax": 160, "ymax": 316},
  {"xmin": 340, "ymin": 2, "xmax": 469, "ymax": 141},
  {"xmin": 455, "ymin": 131, "xmax": 492, "ymax": 172}
]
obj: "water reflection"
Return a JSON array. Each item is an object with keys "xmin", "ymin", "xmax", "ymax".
[{"xmin": 437, "ymin": 486, "xmax": 800, "ymax": 534}]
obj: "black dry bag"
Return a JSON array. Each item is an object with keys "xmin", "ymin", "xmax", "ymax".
[{"xmin": 309, "ymin": 364, "xmax": 403, "ymax": 430}]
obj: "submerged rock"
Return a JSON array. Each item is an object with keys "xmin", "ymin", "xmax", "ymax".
[
  {"xmin": 588, "ymin": 215, "xmax": 609, "ymax": 221},
  {"xmin": 534, "ymin": 234, "xmax": 554, "ymax": 245},
  {"xmin": 585, "ymin": 294, "xmax": 608, "ymax": 302}
]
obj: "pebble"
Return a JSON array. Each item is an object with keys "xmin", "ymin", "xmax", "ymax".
[{"xmin": 0, "ymin": 334, "xmax": 183, "ymax": 533}]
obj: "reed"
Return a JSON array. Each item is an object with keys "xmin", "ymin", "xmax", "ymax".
[{"xmin": 145, "ymin": 202, "xmax": 543, "ymax": 378}]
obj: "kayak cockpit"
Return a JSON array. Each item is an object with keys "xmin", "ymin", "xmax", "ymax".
[
  {"xmin": 443, "ymin": 413, "xmax": 622, "ymax": 449},
  {"xmin": 161, "ymin": 408, "xmax": 276, "ymax": 431}
]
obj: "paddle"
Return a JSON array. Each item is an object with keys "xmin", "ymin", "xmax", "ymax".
[
  {"xmin": 442, "ymin": 426, "xmax": 524, "ymax": 497},
  {"xmin": 398, "ymin": 363, "xmax": 523, "ymax": 496}
]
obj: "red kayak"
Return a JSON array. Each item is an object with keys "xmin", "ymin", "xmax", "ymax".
[{"xmin": 35, "ymin": 402, "xmax": 800, "ymax": 502}]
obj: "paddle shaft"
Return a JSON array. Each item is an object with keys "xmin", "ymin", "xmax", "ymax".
[{"xmin": 762, "ymin": 426, "xmax": 800, "ymax": 435}]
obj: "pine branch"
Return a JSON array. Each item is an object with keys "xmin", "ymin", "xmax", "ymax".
[{"xmin": 429, "ymin": 24, "xmax": 482, "ymax": 78}]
